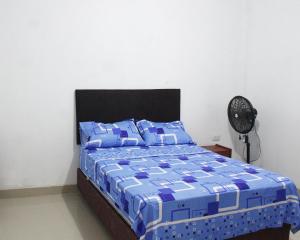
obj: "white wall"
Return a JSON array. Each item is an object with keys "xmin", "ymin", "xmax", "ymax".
[
  {"xmin": 244, "ymin": 0, "xmax": 300, "ymax": 186},
  {"xmin": 0, "ymin": 0, "xmax": 246, "ymax": 189}
]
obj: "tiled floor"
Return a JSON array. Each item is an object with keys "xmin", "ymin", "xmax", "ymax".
[
  {"xmin": 291, "ymin": 231, "xmax": 300, "ymax": 240},
  {"xmin": 0, "ymin": 191, "xmax": 299, "ymax": 240},
  {"xmin": 0, "ymin": 191, "xmax": 111, "ymax": 240}
]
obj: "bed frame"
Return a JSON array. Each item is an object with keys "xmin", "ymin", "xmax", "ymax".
[{"xmin": 75, "ymin": 89, "xmax": 290, "ymax": 240}]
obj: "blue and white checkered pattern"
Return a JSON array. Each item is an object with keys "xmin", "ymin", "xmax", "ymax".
[
  {"xmin": 136, "ymin": 120, "xmax": 194, "ymax": 146},
  {"xmin": 80, "ymin": 120, "xmax": 145, "ymax": 149},
  {"xmin": 80, "ymin": 145, "xmax": 300, "ymax": 240}
]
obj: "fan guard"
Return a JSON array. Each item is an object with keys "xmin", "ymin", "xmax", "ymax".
[{"xmin": 228, "ymin": 96, "xmax": 257, "ymax": 134}]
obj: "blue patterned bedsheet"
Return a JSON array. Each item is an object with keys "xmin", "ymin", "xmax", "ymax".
[{"xmin": 80, "ymin": 144, "xmax": 300, "ymax": 240}]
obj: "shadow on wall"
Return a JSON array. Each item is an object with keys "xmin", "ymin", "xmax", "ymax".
[
  {"xmin": 64, "ymin": 94, "xmax": 80, "ymax": 187},
  {"xmin": 62, "ymin": 95, "xmax": 112, "ymax": 240},
  {"xmin": 228, "ymin": 120, "xmax": 262, "ymax": 165}
]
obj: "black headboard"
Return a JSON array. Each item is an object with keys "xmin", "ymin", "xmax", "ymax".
[{"xmin": 75, "ymin": 89, "xmax": 181, "ymax": 144}]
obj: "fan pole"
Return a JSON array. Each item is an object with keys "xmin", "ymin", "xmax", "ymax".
[{"xmin": 245, "ymin": 135, "xmax": 250, "ymax": 164}]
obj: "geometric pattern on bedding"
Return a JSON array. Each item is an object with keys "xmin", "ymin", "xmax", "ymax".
[
  {"xmin": 80, "ymin": 119, "xmax": 145, "ymax": 149},
  {"xmin": 80, "ymin": 144, "xmax": 300, "ymax": 240},
  {"xmin": 136, "ymin": 120, "xmax": 194, "ymax": 146}
]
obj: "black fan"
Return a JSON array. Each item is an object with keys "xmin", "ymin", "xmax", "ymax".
[{"xmin": 228, "ymin": 96, "xmax": 258, "ymax": 164}]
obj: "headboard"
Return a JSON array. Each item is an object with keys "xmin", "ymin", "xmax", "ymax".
[{"xmin": 75, "ymin": 89, "xmax": 181, "ymax": 144}]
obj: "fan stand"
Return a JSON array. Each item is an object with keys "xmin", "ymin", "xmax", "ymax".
[{"xmin": 244, "ymin": 135, "xmax": 250, "ymax": 164}]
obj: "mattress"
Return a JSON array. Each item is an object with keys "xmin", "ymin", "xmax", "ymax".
[{"xmin": 80, "ymin": 144, "xmax": 300, "ymax": 240}]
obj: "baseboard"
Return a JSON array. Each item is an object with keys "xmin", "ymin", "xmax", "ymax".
[{"xmin": 0, "ymin": 185, "xmax": 77, "ymax": 199}]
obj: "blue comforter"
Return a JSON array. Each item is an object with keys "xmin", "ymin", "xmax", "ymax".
[{"xmin": 80, "ymin": 144, "xmax": 300, "ymax": 240}]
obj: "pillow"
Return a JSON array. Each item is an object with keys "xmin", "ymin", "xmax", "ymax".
[
  {"xmin": 80, "ymin": 119, "xmax": 145, "ymax": 149},
  {"xmin": 136, "ymin": 119, "xmax": 194, "ymax": 146}
]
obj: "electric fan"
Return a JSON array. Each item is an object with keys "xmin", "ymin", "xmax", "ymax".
[{"xmin": 227, "ymin": 96, "xmax": 258, "ymax": 164}]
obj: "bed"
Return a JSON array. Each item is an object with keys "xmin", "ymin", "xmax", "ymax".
[{"xmin": 76, "ymin": 89, "xmax": 300, "ymax": 240}]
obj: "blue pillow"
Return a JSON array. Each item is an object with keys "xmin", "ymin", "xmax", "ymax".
[
  {"xmin": 80, "ymin": 119, "xmax": 145, "ymax": 149},
  {"xmin": 136, "ymin": 119, "xmax": 194, "ymax": 146}
]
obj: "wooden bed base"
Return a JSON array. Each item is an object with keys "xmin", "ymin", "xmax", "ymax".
[{"xmin": 77, "ymin": 168, "xmax": 290, "ymax": 240}]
